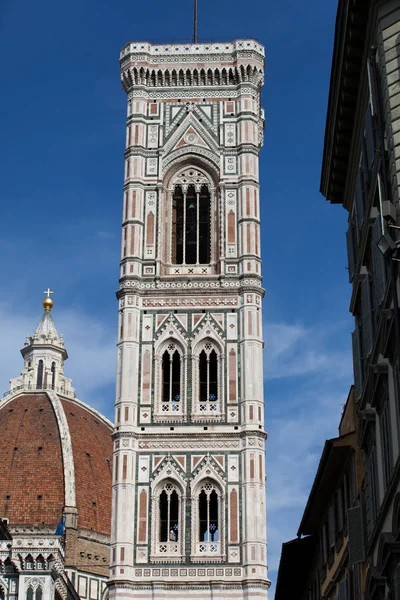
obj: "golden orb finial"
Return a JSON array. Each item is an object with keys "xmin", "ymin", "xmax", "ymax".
[{"xmin": 42, "ymin": 288, "xmax": 54, "ymax": 311}]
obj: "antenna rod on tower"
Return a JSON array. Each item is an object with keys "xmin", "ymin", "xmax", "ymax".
[{"xmin": 193, "ymin": 0, "xmax": 198, "ymax": 43}]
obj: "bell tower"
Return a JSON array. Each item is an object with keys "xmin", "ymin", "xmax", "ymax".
[{"xmin": 109, "ymin": 38, "xmax": 269, "ymax": 600}]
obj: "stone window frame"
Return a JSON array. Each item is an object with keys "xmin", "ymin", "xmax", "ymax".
[
  {"xmin": 163, "ymin": 166, "xmax": 219, "ymax": 275},
  {"xmin": 153, "ymin": 339, "xmax": 187, "ymax": 422},
  {"xmin": 150, "ymin": 478, "xmax": 186, "ymax": 563}
]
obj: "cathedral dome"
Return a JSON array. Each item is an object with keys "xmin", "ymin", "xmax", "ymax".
[{"xmin": 0, "ymin": 390, "xmax": 113, "ymax": 535}]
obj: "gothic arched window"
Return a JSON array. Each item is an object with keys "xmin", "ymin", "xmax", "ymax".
[
  {"xmin": 51, "ymin": 362, "xmax": 56, "ymax": 390},
  {"xmin": 159, "ymin": 488, "xmax": 179, "ymax": 542},
  {"xmin": 36, "ymin": 360, "xmax": 43, "ymax": 389},
  {"xmin": 172, "ymin": 183, "xmax": 211, "ymax": 265},
  {"xmin": 162, "ymin": 349, "xmax": 181, "ymax": 408},
  {"xmin": 152, "ymin": 480, "xmax": 185, "ymax": 559},
  {"xmin": 199, "ymin": 349, "xmax": 218, "ymax": 407},
  {"xmin": 26, "ymin": 588, "xmax": 34, "ymax": 600},
  {"xmin": 199, "ymin": 488, "xmax": 219, "ymax": 542},
  {"xmin": 191, "ymin": 479, "xmax": 223, "ymax": 558}
]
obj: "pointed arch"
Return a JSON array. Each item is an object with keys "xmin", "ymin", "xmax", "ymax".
[
  {"xmin": 165, "ymin": 70, "xmax": 171, "ymax": 86},
  {"xmin": 186, "ymin": 69, "xmax": 192, "ymax": 85},
  {"xmin": 154, "ymin": 336, "xmax": 186, "ymax": 421},
  {"xmin": 214, "ymin": 69, "xmax": 221, "ymax": 85},
  {"xmin": 191, "ymin": 334, "xmax": 224, "ymax": 421},
  {"xmin": 151, "ymin": 476, "xmax": 186, "ymax": 560},
  {"xmin": 190, "ymin": 476, "xmax": 225, "ymax": 560}
]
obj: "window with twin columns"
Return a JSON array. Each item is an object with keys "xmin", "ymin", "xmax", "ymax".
[
  {"xmin": 152, "ymin": 478, "xmax": 223, "ymax": 560},
  {"xmin": 155, "ymin": 339, "xmax": 222, "ymax": 419}
]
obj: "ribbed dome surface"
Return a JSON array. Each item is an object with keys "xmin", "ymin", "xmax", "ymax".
[{"xmin": 0, "ymin": 392, "xmax": 113, "ymax": 535}]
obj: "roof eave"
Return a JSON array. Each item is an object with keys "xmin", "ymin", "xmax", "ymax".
[{"xmin": 320, "ymin": 0, "xmax": 371, "ymax": 206}]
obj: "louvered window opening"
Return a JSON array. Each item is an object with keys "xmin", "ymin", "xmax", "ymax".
[{"xmin": 380, "ymin": 395, "xmax": 393, "ymax": 491}]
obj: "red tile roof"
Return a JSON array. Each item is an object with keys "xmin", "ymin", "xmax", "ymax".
[{"xmin": 0, "ymin": 392, "xmax": 112, "ymax": 535}]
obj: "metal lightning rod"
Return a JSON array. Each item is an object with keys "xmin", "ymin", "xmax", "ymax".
[{"xmin": 193, "ymin": 0, "xmax": 198, "ymax": 43}]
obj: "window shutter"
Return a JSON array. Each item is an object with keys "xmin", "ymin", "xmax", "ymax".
[
  {"xmin": 371, "ymin": 217, "xmax": 387, "ymax": 315},
  {"xmin": 380, "ymin": 400, "xmax": 393, "ymax": 490},
  {"xmin": 355, "ymin": 171, "xmax": 366, "ymax": 233},
  {"xmin": 328, "ymin": 502, "xmax": 336, "ymax": 547},
  {"xmin": 364, "ymin": 103, "xmax": 375, "ymax": 169},
  {"xmin": 361, "ymin": 277, "xmax": 373, "ymax": 359},
  {"xmin": 364, "ymin": 446, "xmax": 378, "ymax": 538},
  {"xmin": 352, "ymin": 328, "xmax": 363, "ymax": 400},
  {"xmin": 348, "ymin": 505, "xmax": 366, "ymax": 564},
  {"xmin": 338, "ymin": 579, "xmax": 348, "ymax": 600},
  {"xmin": 335, "ymin": 487, "xmax": 344, "ymax": 532},
  {"xmin": 346, "ymin": 223, "xmax": 357, "ymax": 282},
  {"xmin": 394, "ymin": 565, "xmax": 400, "ymax": 600}
]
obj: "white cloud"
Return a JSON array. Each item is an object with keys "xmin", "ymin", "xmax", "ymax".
[
  {"xmin": 264, "ymin": 319, "xmax": 353, "ymax": 596},
  {"xmin": 263, "ymin": 320, "xmax": 352, "ymax": 381}
]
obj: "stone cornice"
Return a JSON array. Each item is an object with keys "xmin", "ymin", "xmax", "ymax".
[{"xmin": 120, "ymin": 39, "xmax": 265, "ymax": 61}]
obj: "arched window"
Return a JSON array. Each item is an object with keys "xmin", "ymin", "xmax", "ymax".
[
  {"xmin": 162, "ymin": 349, "xmax": 181, "ymax": 409},
  {"xmin": 51, "ymin": 362, "xmax": 56, "ymax": 390},
  {"xmin": 159, "ymin": 487, "xmax": 179, "ymax": 542},
  {"xmin": 152, "ymin": 480, "xmax": 184, "ymax": 558},
  {"xmin": 199, "ymin": 348, "xmax": 218, "ymax": 412},
  {"xmin": 36, "ymin": 360, "xmax": 43, "ymax": 389},
  {"xmin": 35, "ymin": 588, "xmax": 42, "ymax": 600},
  {"xmin": 26, "ymin": 588, "xmax": 33, "ymax": 600},
  {"xmin": 199, "ymin": 488, "xmax": 219, "ymax": 542},
  {"xmin": 192, "ymin": 479, "xmax": 223, "ymax": 558},
  {"xmin": 172, "ymin": 184, "xmax": 211, "ymax": 265}
]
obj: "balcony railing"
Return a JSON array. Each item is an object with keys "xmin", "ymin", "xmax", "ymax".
[
  {"xmin": 196, "ymin": 542, "xmax": 220, "ymax": 554},
  {"xmin": 4, "ymin": 384, "xmax": 75, "ymax": 399},
  {"xmin": 157, "ymin": 542, "xmax": 180, "ymax": 554}
]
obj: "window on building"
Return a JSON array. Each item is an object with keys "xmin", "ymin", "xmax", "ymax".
[
  {"xmin": 198, "ymin": 482, "xmax": 219, "ymax": 543},
  {"xmin": 159, "ymin": 486, "xmax": 179, "ymax": 542},
  {"xmin": 51, "ymin": 362, "xmax": 56, "ymax": 390},
  {"xmin": 162, "ymin": 349, "xmax": 181, "ymax": 407},
  {"xmin": 172, "ymin": 184, "xmax": 211, "ymax": 265},
  {"xmin": 35, "ymin": 588, "xmax": 42, "ymax": 600},
  {"xmin": 379, "ymin": 384, "xmax": 393, "ymax": 491},
  {"xmin": 36, "ymin": 360, "xmax": 44, "ymax": 389},
  {"xmin": 364, "ymin": 439, "xmax": 379, "ymax": 539},
  {"xmin": 199, "ymin": 349, "xmax": 218, "ymax": 405},
  {"xmin": 26, "ymin": 588, "xmax": 34, "ymax": 600}
]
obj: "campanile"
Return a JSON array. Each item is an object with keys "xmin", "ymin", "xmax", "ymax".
[{"xmin": 109, "ymin": 38, "xmax": 269, "ymax": 600}]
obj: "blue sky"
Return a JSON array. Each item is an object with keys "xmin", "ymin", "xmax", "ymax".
[{"xmin": 0, "ymin": 0, "xmax": 353, "ymax": 595}]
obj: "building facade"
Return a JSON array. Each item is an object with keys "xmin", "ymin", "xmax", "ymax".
[
  {"xmin": 0, "ymin": 297, "xmax": 113, "ymax": 600},
  {"xmin": 108, "ymin": 40, "xmax": 269, "ymax": 599},
  {"xmin": 321, "ymin": 0, "xmax": 400, "ymax": 597}
]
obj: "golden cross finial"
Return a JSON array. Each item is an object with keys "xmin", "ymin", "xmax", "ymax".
[{"xmin": 42, "ymin": 288, "xmax": 54, "ymax": 311}]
